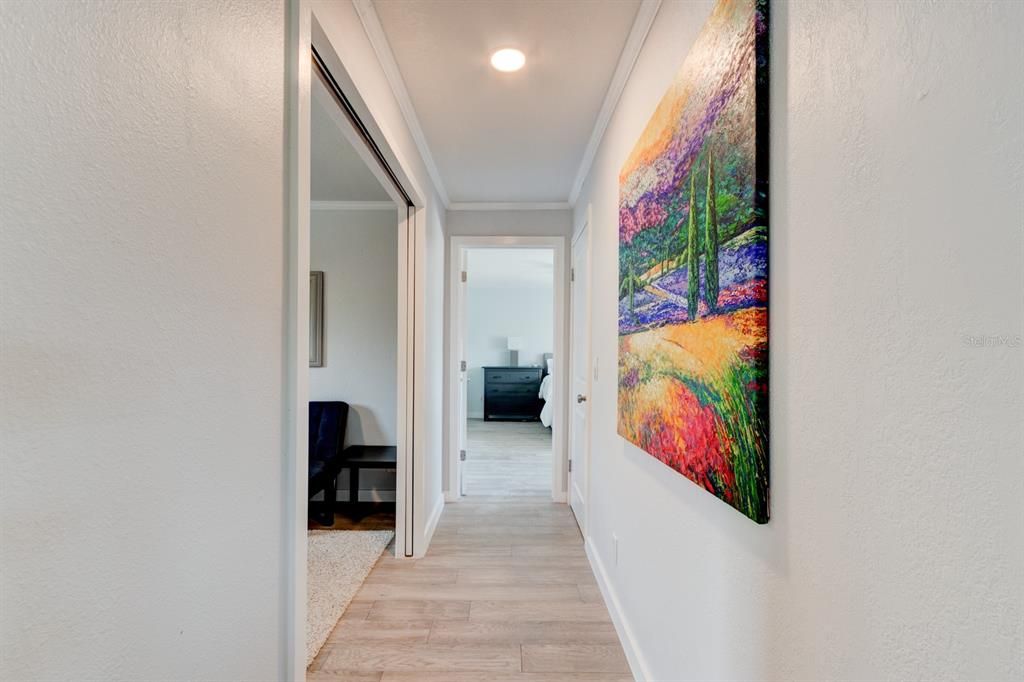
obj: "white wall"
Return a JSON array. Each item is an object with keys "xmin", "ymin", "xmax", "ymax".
[
  {"xmin": 0, "ymin": 2, "xmax": 288, "ymax": 680},
  {"xmin": 310, "ymin": 209, "xmax": 397, "ymax": 500},
  {"xmin": 310, "ymin": 210, "xmax": 397, "ymax": 446},
  {"xmin": 447, "ymin": 208, "xmax": 572, "ymax": 237},
  {"xmin": 422, "ymin": 199, "xmax": 447, "ymax": 524},
  {"xmin": 1, "ymin": 1, "xmax": 453, "ymax": 678},
  {"xmin": 575, "ymin": 1, "xmax": 1024, "ymax": 680},
  {"xmin": 311, "ymin": 0, "xmax": 448, "ymax": 550},
  {"xmin": 465, "ymin": 278, "xmax": 554, "ymax": 419}
]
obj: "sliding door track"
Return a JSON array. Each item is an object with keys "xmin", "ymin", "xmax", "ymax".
[{"xmin": 311, "ymin": 44, "xmax": 413, "ymax": 208}]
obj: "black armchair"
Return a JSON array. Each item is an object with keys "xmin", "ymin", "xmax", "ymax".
[{"xmin": 308, "ymin": 401, "xmax": 349, "ymax": 525}]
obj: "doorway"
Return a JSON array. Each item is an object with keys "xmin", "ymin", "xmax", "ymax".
[
  {"xmin": 448, "ymin": 236, "xmax": 568, "ymax": 503},
  {"xmin": 287, "ymin": 12, "xmax": 428, "ymax": 679},
  {"xmin": 303, "ymin": 34, "xmax": 410, "ymax": 671},
  {"xmin": 307, "ymin": 64, "xmax": 401, "ymax": 532},
  {"xmin": 464, "ymin": 248, "xmax": 554, "ymax": 495}
]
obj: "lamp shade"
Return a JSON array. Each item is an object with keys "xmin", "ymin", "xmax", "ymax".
[{"xmin": 506, "ymin": 336, "xmax": 523, "ymax": 351}]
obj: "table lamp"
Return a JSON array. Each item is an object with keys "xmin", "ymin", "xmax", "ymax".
[{"xmin": 507, "ymin": 336, "xmax": 523, "ymax": 367}]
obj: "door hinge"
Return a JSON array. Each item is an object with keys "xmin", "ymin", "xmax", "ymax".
[
  {"xmin": 460, "ymin": 449, "xmax": 467, "ymax": 461},
  {"xmin": 460, "ymin": 360, "xmax": 467, "ymax": 372},
  {"xmin": 568, "ymin": 459, "xmax": 572, "ymax": 473},
  {"xmin": 571, "ymin": 267, "xmax": 575, "ymax": 282},
  {"xmin": 461, "ymin": 270, "xmax": 467, "ymax": 282}
]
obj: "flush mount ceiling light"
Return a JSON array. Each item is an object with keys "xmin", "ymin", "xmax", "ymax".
[{"xmin": 490, "ymin": 48, "xmax": 526, "ymax": 73}]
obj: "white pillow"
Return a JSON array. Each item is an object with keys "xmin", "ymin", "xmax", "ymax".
[{"xmin": 546, "ymin": 357, "xmax": 554, "ymax": 374}]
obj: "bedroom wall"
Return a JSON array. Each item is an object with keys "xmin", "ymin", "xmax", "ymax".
[
  {"xmin": 310, "ymin": 208, "xmax": 397, "ymax": 500},
  {"xmin": 465, "ymin": 256, "xmax": 554, "ymax": 419},
  {"xmin": 574, "ymin": 1, "xmax": 1024, "ymax": 680},
  {"xmin": 0, "ymin": 1, "xmax": 288, "ymax": 679}
]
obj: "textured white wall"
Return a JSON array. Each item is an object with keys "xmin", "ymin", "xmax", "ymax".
[
  {"xmin": 0, "ymin": 1, "xmax": 287, "ymax": 680},
  {"xmin": 574, "ymin": 1, "xmax": 1024, "ymax": 680},
  {"xmin": 466, "ymin": 282, "xmax": 554, "ymax": 419}
]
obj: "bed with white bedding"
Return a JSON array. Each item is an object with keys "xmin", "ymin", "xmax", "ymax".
[{"xmin": 539, "ymin": 355, "xmax": 554, "ymax": 427}]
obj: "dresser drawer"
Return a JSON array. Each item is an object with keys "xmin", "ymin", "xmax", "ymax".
[
  {"xmin": 485, "ymin": 383, "xmax": 537, "ymax": 398},
  {"xmin": 484, "ymin": 368, "xmax": 542, "ymax": 384}
]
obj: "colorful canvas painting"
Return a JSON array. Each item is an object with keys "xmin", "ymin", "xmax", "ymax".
[{"xmin": 618, "ymin": 0, "xmax": 769, "ymax": 523}]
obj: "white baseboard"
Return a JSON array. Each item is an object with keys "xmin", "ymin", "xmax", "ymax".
[
  {"xmin": 423, "ymin": 493, "xmax": 446, "ymax": 552},
  {"xmin": 585, "ymin": 536, "xmax": 650, "ymax": 682},
  {"xmin": 552, "ymin": 490, "xmax": 568, "ymax": 503},
  {"xmin": 444, "ymin": 490, "xmax": 460, "ymax": 503}
]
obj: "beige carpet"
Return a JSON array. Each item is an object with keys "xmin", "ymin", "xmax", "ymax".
[{"xmin": 306, "ymin": 529, "xmax": 393, "ymax": 666}]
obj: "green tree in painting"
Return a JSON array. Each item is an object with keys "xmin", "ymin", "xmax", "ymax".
[
  {"xmin": 676, "ymin": 214, "xmax": 687, "ymax": 269},
  {"xmin": 704, "ymin": 150, "xmax": 720, "ymax": 311},
  {"xmin": 626, "ymin": 261, "xmax": 637, "ymax": 315},
  {"xmin": 619, "ymin": 260, "xmax": 644, "ymax": 318},
  {"xmin": 686, "ymin": 173, "xmax": 700, "ymax": 321}
]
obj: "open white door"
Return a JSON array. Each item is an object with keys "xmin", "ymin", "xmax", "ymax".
[
  {"xmin": 568, "ymin": 222, "xmax": 590, "ymax": 531},
  {"xmin": 455, "ymin": 248, "xmax": 468, "ymax": 497}
]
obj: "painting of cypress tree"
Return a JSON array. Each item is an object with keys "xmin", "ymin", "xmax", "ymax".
[
  {"xmin": 618, "ymin": 260, "xmax": 644, "ymax": 318},
  {"xmin": 686, "ymin": 174, "xmax": 700, "ymax": 321},
  {"xmin": 705, "ymin": 150, "xmax": 720, "ymax": 311},
  {"xmin": 617, "ymin": 0, "xmax": 769, "ymax": 523}
]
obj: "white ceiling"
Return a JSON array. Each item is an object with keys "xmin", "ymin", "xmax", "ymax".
[
  {"xmin": 467, "ymin": 248, "xmax": 554, "ymax": 287},
  {"xmin": 373, "ymin": 0, "xmax": 643, "ymax": 205},
  {"xmin": 310, "ymin": 77, "xmax": 392, "ymax": 202}
]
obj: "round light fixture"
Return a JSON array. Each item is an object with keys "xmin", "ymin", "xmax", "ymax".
[{"xmin": 490, "ymin": 48, "xmax": 526, "ymax": 73}]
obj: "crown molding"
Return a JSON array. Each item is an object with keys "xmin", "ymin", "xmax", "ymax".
[
  {"xmin": 568, "ymin": 0, "xmax": 661, "ymax": 206},
  {"xmin": 352, "ymin": 0, "xmax": 451, "ymax": 209},
  {"xmin": 311, "ymin": 200, "xmax": 398, "ymax": 211},
  {"xmin": 448, "ymin": 202, "xmax": 573, "ymax": 212}
]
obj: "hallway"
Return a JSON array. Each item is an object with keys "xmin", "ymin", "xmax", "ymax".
[
  {"xmin": 464, "ymin": 420, "xmax": 552, "ymax": 496},
  {"xmin": 308, "ymin": 496, "xmax": 630, "ymax": 680}
]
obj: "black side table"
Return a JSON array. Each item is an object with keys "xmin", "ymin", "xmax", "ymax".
[{"xmin": 342, "ymin": 445, "xmax": 397, "ymax": 503}]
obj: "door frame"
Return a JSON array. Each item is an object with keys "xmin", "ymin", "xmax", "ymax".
[
  {"xmin": 568, "ymin": 210, "xmax": 593, "ymax": 536},
  {"xmin": 286, "ymin": 4, "xmax": 428, "ymax": 679},
  {"xmin": 446, "ymin": 235, "xmax": 568, "ymax": 503}
]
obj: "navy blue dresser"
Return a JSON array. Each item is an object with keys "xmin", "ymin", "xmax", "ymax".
[{"xmin": 483, "ymin": 366, "xmax": 543, "ymax": 421}]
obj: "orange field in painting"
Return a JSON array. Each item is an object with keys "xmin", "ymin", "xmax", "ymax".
[{"xmin": 618, "ymin": 306, "xmax": 768, "ymax": 522}]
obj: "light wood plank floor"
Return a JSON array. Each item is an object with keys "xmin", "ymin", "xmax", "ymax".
[
  {"xmin": 308, "ymin": 496, "xmax": 631, "ymax": 681},
  {"xmin": 464, "ymin": 420, "xmax": 552, "ymax": 496}
]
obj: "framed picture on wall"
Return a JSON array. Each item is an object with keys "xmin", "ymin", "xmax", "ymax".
[{"xmin": 310, "ymin": 271, "xmax": 324, "ymax": 367}]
